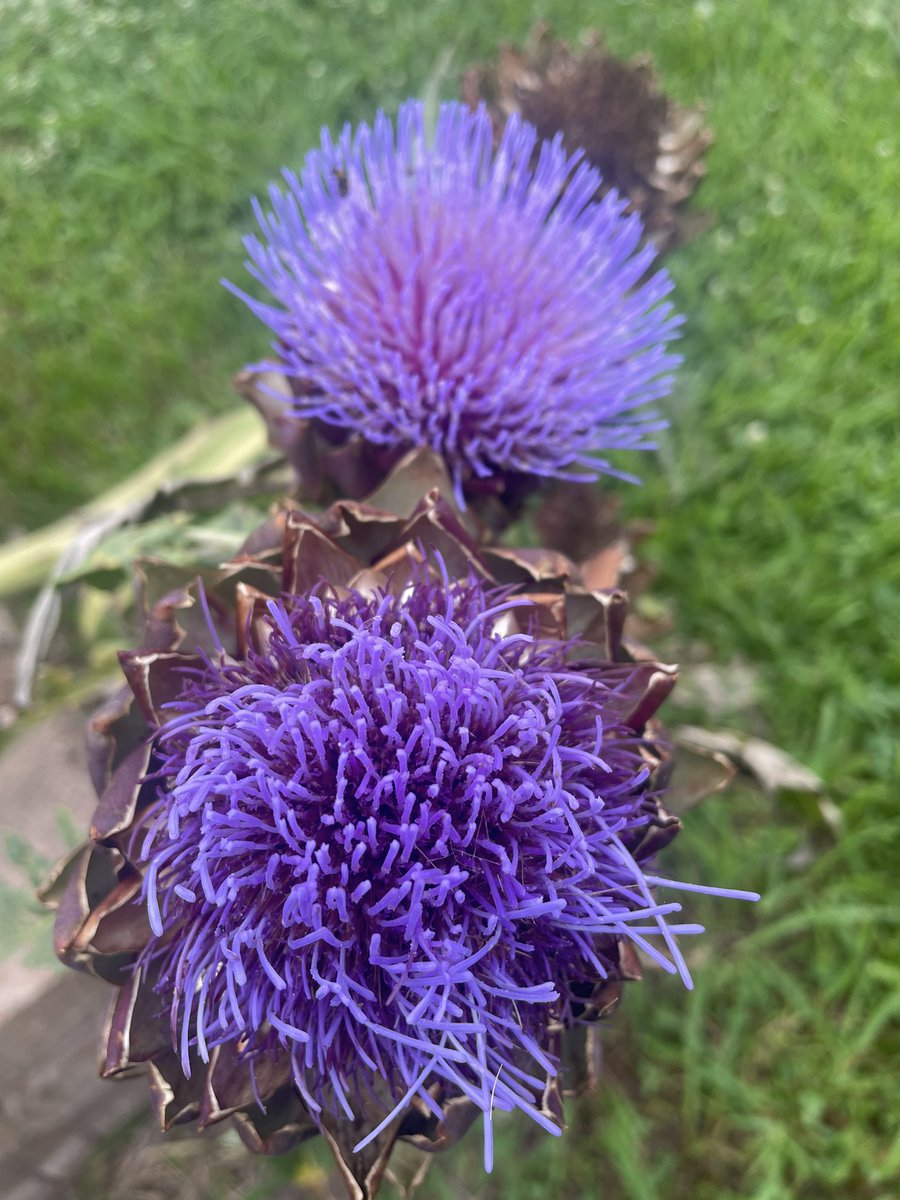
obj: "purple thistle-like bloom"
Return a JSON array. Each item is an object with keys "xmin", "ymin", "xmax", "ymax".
[
  {"xmin": 228, "ymin": 100, "xmax": 682, "ymax": 503},
  {"xmin": 137, "ymin": 573, "xmax": 746, "ymax": 1168}
]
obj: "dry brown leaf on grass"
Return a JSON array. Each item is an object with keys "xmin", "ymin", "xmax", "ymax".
[{"xmin": 675, "ymin": 725, "xmax": 843, "ymax": 841}]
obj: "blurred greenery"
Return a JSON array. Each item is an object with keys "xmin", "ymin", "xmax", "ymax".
[
  {"xmin": 0, "ymin": 813, "xmax": 79, "ymax": 967},
  {"xmin": 2, "ymin": 0, "xmax": 898, "ymax": 1198}
]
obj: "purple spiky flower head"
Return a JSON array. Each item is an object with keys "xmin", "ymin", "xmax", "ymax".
[
  {"xmin": 134, "ymin": 569, "xmax": 751, "ymax": 1171},
  {"xmin": 45, "ymin": 487, "xmax": 758, "ymax": 1194},
  {"xmin": 228, "ymin": 100, "xmax": 682, "ymax": 504}
]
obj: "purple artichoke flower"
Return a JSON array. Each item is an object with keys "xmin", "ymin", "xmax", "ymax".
[
  {"xmin": 44, "ymin": 468, "xmax": 756, "ymax": 1197},
  {"xmin": 142, "ymin": 577, "xmax": 699, "ymax": 1169},
  {"xmin": 228, "ymin": 100, "xmax": 682, "ymax": 505}
]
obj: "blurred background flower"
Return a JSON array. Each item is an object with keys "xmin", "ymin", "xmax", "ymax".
[{"xmin": 462, "ymin": 22, "xmax": 713, "ymax": 254}]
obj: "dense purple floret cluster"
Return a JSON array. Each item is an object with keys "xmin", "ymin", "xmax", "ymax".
[
  {"xmin": 138, "ymin": 576, "xmax": 716, "ymax": 1165},
  {"xmin": 229, "ymin": 100, "xmax": 681, "ymax": 502}
]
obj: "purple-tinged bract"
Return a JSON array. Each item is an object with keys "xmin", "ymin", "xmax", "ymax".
[
  {"xmin": 138, "ymin": 574, "xmax": 710, "ymax": 1166},
  {"xmin": 229, "ymin": 100, "xmax": 682, "ymax": 502}
]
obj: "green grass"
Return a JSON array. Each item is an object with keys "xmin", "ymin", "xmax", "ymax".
[{"xmin": 3, "ymin": 1, "xmax": 899, "ymax": 1197}]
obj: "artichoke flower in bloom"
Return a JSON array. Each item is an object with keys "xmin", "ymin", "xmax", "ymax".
[
  {"xmin": 44, "ymin": 458, "xmax": 755, "ymax": 1198},
  {"xmin": 228, "ymin": 99, "xmax": 681, "ymax": 510}
]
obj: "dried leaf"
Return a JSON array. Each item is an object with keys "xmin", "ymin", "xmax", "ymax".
[
  {"xmin": 676, "ymin": 725, "xmax": 842, "ymax": 838},
  {"xmin": 665, "ymin": 739, "xmax": 735, "ymax": 813}
]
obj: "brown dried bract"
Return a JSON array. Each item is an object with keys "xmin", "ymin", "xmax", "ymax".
[{"xmin": 462, "ymin": 22, "xmax": 713, "ymax": 253}]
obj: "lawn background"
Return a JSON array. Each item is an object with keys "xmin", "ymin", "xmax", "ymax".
[{"xmin": 2, "ymin": 1, "xmax": 899, "ymax": 1197}]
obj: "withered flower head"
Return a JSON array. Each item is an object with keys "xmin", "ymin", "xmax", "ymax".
[
  {"xmin": 462, "ymin": 23, "xmax": 714, "ymax": 253},
  {"xmin": 228, "ymin": 99, "xmax": 681, "ymax": 508},
  {"xmin": 45, "ymin": 458, "xmax": 754, "ymax": 1198}
]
